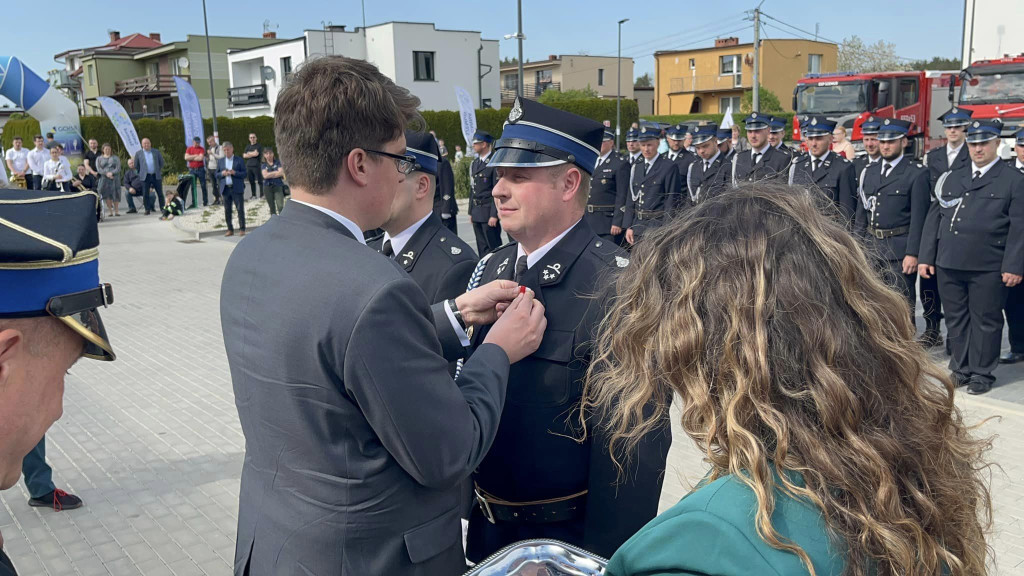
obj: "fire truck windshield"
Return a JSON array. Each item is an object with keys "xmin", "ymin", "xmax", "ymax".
[
  {"xmin": 796, "ymin": 82, "xmax": 868, "ymax": 114},
  {"xmin": 960, "ymin": 71, "xmax": 1024, "ymax": 105}
]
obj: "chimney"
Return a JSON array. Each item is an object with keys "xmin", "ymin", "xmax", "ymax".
[
  {"xmin": 549, "ymin": 54, "xmax": 557, "ymax": 61},
  {"xmin": 149, "ymin": 33, "xmax": 161, "ymax": 42},
  {"xmin": 109, "ymin": 30, "xmax": 121, "ymax": 43},
  {"xmin": 715, "ymin": 37, "xmax": 739, "ymax": 48},
  {"xmin": 263, "ymin": 31, "xmax": 277, "ymax": 39}
]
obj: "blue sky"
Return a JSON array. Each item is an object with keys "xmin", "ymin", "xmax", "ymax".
[{"xmin": 4, "ymin": 0, "xmax": 964, "ymax": 93}]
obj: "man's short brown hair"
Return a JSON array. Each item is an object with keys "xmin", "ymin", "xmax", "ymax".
[{"xmin": 274, "ymin": 56, "xmax": 422, "ymax": 194}]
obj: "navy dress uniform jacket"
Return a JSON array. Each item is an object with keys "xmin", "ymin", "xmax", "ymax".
[
  {"xmin": 730, "ymin": 145, "xmax": 791, "ymax": 186},
  {"xmin": 470, "ymin": 156, "xmax": 498, "ymax": 223},
  {"xmin": 433, "ymin": 158, "xmax": 458, "ymax": 227},
  {"xmin": 222, "ymin": 201, "xmax": 510, "ymax": 576},
  {"xmin": 925, "ymin": 144, "xmax": 971, "ymax": 187},
  {"xmin": 465, "ymin": 221, "xmax": 671, "ymax": 560},
  {"xmin": 585, "ymin": 152, "xmax": 631, "ymax": 238},
  {"xmin": 685, "ymin": 153, "xmax": 730, "ymax": 205},
  {"xmin": 788, "ymin": 151, "xmax": 858, "ymax": 222},
  {"xmin": 854, "ymin": 158, "xmax": 932, "ymax": 262},
  {"xmin": 623, "ymin": 155, "xmax": 681, "ymax": 236},
  {"xmin": 920, "ymin": 161, "xmax": 1024, "ymax": 275}
]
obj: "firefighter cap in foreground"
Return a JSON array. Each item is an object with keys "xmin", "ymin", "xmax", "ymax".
[
  {"xmin": 799, "ymin": 115, "xmax": 837, "ymax": 137},
  {"xmin": 0, "ymin": 189, "xmax": 116, "ymax": 361},
  {"xmin": 939, "ymin": 106, "xmax": 973, "ymax": 128},
  {"xmin": 768, "ymin": 116, "xmax": 786, "ymax": 134},
  {"xmin": 636, "ymin": 124, "xmax": 661, "ymax": 141},
  {"xmin": 742, "ymin": 112, "xmax": 770, "ymax": 131},
  {"xmin": 966, "ymin": 119, "xmax": 1003, "ymax": 144},
  {"xmin": 876, "ymin": 118, "xmax": 914, "ymax": 142},
  {"xmin": 691, "ymin": 124, "xmax": 719, "ymax": 146},
  {"xmin": 489, "ymin": 96, "xmax": 605, "ymax": 176}
]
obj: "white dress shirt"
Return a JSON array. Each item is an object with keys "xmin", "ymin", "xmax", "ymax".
[
  {"xmin": 289, "ymin": 200, "xmax": 366, "ymax": 245},
  {"xmin": 972, "ymin": 158, "xmax": 1000, "ymax": 178},
  {"xmin": 1016, "ymin": 159, "xmax": 1024, "ymax": 172},
  {"xmin": 880, "ymin": 154, "xmax": 904, "ymax": 175},
  {"xmin": 382, "ymin": 211, "xmax": 432, "ymax": 257},
  {"xmin": 595, "ymin": 151, "xmax": 611, "ymax": 171},
  {"xmin": 750, "ymin": 144, "xmax": 769, "ymax": 161},
  {"xmin": 27, "ymin": 147, "xmax": 48, "ymax": 175},
  {"xmin": 43, "ymin": 158, "xmax": 72, "ymax": 183},
  {"xmin": 516, "ymin": 219, "xmax": 582, "ymax": 270},
  {"xmin": 947, "ymin": 143, "xmax": 964, "ymax": 167}
]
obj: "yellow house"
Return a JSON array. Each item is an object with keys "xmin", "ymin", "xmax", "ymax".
[{"xmin": 654, "ymin": 37, "xmax": 837, "ymax": 115}]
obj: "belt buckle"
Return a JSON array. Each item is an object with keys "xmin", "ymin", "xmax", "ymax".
[
  {"xmin": 475, "ymin": 488, "xmax": 496, "ymax": 524},
  {"xmin": 873, "ymin": 228, "xmax": 885, "ymax": 239},
  {"xmin": 587, "ymin": 205, "xmax": 594, "ymax": 213}
]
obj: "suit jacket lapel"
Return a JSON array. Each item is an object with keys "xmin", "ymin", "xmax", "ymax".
[
  {"xmin": 395, "ymin": 215, "xmax": 442, "ymax": 271},
  {"xmin": 877, "ymin": 160, "xmax": 907, "ymax": 192},
  {"xmin": 972, "ymin": 161, "xmax": 1003, "ymax": 191},
  {"xmin": 524, "ymin": 221, "xmax": 593, "ymax": 306},
  {"xmin": 812, "ymin": 152, "xmax": 831, "ymax": 183}
]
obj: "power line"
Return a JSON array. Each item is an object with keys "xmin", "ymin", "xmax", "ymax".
[
  {"xmin": 760, "ymin": 12, "xmax": 918, "ymax": 62},
  {"xmin": 760, "ymin": 21, "xmax": 916, "ymax": 66},
  {"xmin": 594, "ymin": 14, "xmax": 748, "ymax": 58},
  {"xmin": 628, "ymin": 25, "xmax": 754, "ymax": 60}
]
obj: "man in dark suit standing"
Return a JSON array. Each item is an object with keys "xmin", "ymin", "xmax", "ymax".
[
  {"xmin": 919, "ymin": 107, "xmax": 973, "ymax": 347},
  {"xmin": 470, "ymin": 131, "xmax": 501, "ymax": 255},
  {"xmin": 434, "ymin": 149, "xmax": 458, "ymax": 233},
  {"xmin": 221, "ymin": 56, "xmax": 547, "ymax": 576},
  {"xmin": 367, "ymin": 130, "xmax": 478, "ymax": 375},
  {"xmin": 463, "ymin": 97, "xmax": 670, "ymax": 562},
  {"xmin": 132, "ymin": 138, "xmax": 165, "ymax": 215},
  {"xmin": 919, "ymin": 119, "xmax": 1024, "ymax": 395},
  {"xmin": 788, "ymin": 115, "xmax": 857, "ymax": 223},
  {"xmin": 853, "ymin": 118, "xmax": 931, "ymax": 313},
  {"xmin": 584, "ymin": 129, "xmax": 630, "ymax": 242},
  {"xmin": 217, "ymin": 142, "xmax": 247, "ymax": 237},
  {"xmin": 731, "ymin": 113, "xmax": 790, "ymax": 186},
  {"xmin": 685, "ymin": 123, "xmax": 730, "ymax": 206},
  {"xmin": 623, "ymin": 124, "xmax": 681, "ymax": 245}
]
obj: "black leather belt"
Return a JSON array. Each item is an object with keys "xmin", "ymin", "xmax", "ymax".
[
  {"xmin": 868, "ymin": 225, "xmax": 910, "ymax": 239},
  {"xmin": 587, "ymin": 204, "xmax": 615, "ymax": 213},
  {"xmin": 636, "ymin": 210, "xmax": 664, "ymax": 221},
  {"xmin": 472, "ymin": 198, "xmax": 490, "ymax": 207},
  {"xmin": 475, "ymin": 484, "xmax": 587, "ymax": 525}
]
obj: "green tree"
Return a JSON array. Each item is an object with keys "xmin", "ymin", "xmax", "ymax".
[
  {"xmin": 740, "ymin": 87, "xmax": 784, "ymax": 114},
  {"xmin": 537, "ymin": 86, "xmax": 600, "ymax": 106},
  {"xmin": 635, "ymin": 73, "xmax": 653, "ymax": 88},
  {"xmin": 909, "ymin": 56, "xmax": 962, "ymax": 71},
  {"xmin": 501, "ymin": 56, "xmax": 519, "ymax": 66}
]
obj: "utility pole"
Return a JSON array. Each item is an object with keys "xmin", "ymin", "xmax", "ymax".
[
  {"xmin": 517, "ymin": 0, "xmax": 524, "ymax": 98},
  {"xmin": 617, "ymin": 19, "xmax": 629, "ymax": 149},
  {"xmin": 750, "ymin": 2, "xmax": 765, "ymax": 113},
  {"xmin": 361, "ymin": 0, "xmax": 367, "ymax": 30},
  {"xmin": 201, "ymin": 0, "xmax": 219, "ymax": 140}
]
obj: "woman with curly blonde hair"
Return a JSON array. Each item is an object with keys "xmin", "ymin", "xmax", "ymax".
[{"xmin": 586, "ymin": 183, "xmax": 993, "ymax": 576}]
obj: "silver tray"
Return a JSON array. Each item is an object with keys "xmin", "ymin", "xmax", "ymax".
[{"xmin": 462, "ymin": 539, "xmax": 607, "ymax": 576}]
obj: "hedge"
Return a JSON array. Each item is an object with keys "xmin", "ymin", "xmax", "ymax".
[
  {"xmin": 2, "ymin": 97, "xmax": 641, "ymax": 175},
  {"xmin": 642, "ymin": 112, "xmax": 797, "ymax": 140},
  {"xmin": 452, "ymin": 156, "xmax": 473, "ymax": 200}
]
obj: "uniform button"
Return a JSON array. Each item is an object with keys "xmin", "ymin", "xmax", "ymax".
[{"xmin": 955, "ymin": 231, "xmax": 959, "ymax": 234}]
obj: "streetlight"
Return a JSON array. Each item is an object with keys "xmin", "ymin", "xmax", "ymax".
[
  {"xmin": 617, "ymin": 18, "xmax": 629, "ymax": 149},
  {"xmin": 504, "ymin": 0, "xmax": 526, "ymax": 98},
  {"xmin": 201, "ymin": 0, "xmax": 219, "ymax": 140}
]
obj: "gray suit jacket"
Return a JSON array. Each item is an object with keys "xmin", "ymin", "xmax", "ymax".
[
  {"xmin": 221, "ymin": 200, "xmax": 510, "ymax": 575},
  {"xmin": 132, "ymin": 148, "xmax": 164, "ymax": 179}
]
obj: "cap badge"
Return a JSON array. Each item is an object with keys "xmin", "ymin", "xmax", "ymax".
[
  {"xmin": 508, "ymin": 98, "xmax": 524, "ymax": 124},
  {"xmin": 615, "ymin": 255, "xmax": 629, "ymax": 268},
  {"xmin": 641, "ymin": 127, "xmax": 648, "ymax": 133},
  {"xmin": 973, "ymin": 121, "xmax": 980, "ymax": 128},
  {"xmin": 811, "ymin": 118, "xmax": 818, "ymax": 126},
  {"xmin": 884, "ymin": 119, "xmax": 891, "ymax": 125},
  {"xmin": 868, "ymin": 116, "xmax": 875, "ymax": 122},
  {"xmin": 751, "ymin": 112, "xmax": 758, "ymax": 118},
  {"xmin": 952, "ymin": 107, "xmax": 959, "ymax": 114},
  {"xmin": 451, "ymin": 246, "xmax": 462, "ymax": 255}
]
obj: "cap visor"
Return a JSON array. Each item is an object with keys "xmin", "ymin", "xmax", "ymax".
[
  {"xmin": 966, "ymin": 133, "xmax": 998, "ymax": 143},
  {"xmin": 876, "ymin": 133, "xmax": 906, "ymax": 141},
  {"xmin": 487, "ymin": 148, "xmax": 568, "ymax": 169},
  {"xmin": 58, "ymin": 308, "xmax": 115, "ymax": 361}
]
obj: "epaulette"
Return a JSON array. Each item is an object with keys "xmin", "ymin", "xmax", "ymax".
[
  {"xmin": 588, "ymin": 237, "xmax": 630, "ymax": 269},
  {"xmin": 434, "ymin": 233, "xmax": 471, "ymax": 260},
  {"xmin": 485, "ymin": 240, "xmax": 517, "ymax": 258}
]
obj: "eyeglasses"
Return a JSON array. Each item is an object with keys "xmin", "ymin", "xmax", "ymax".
[{"xmin": 365, "ymin": 149, "xmax": 418, "ymax": 175}]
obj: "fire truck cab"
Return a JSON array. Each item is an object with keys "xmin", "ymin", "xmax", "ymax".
[{"xmin": 957, "ymin": 54, "xmax": 1024, "ymax": 159}]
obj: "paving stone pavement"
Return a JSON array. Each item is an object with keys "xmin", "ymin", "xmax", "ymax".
[{"xmin": 1, "ymin": 206, "xmax": 1023, "ymax": 575}]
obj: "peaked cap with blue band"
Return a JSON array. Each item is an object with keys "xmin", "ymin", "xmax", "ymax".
[
  {"xmin": 490, "ymin": 97, "xmax": 604, "ymax": 175},
  {"xmin": 799, "ymin": 115, "xmax": 836, "ymax": 136},
  {"xmin": 0, "ymin": 189, "xmax": 115, "ymax": 361},
  {"xmin": 603, "ymin": 129, "xmax": 615, "ymax": 141},
  {"xmin": 692, "ymin": 123, "xmax": 719, "ymax": 146},
  {"xmin": 716, "ymin": 128, "xmax": 732, "ymax": 140},
  {"xmin": 636, "ymin": 124, "xmax": 660, "ymax": 141},
  {"xmin": 939, "ymin": 107, "xmax": 973, "ymax": 128},
  {"xmin": 768, "ymin": 116, "xmax": 786, "ymax": 133},
  {"xmin": 876, "ymin": 118, "xmax": 913, "ymax": 141},
  {"xmin": 472, "ymin": 130, "xmax": 494, "ymax": 145},
  {"xmin": 966, "ymin": 119, "xmax": 1003, "ymax": 143},
  {"xmin": 860, "ymin": 115, "xmax": 882, "ymax": 135},
  {"xmin": 742, "ymin": 112, "xmax": 770, "ymax": 130},
  {"xmin": 625, "ymin": 128, "xmax": 638, "ymax": 142},
  {"xmin": 667, "ymin": 124, "xmax": 687, "ymax": 140},
  {"xmin": 1015, "ymin": 127, "xmax": 1024, "ymax": 145},
  {"xmin": 405, "ymin": 131, "xmax": 440, "ymax": 176}
]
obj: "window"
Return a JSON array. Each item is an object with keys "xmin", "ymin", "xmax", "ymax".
[
  {"xmin": 896, "ymin": 78, "xmax": 919, "ymax": 109},
  {"xmin": 720, "ymin": 96, "xmax": 741, "ymax": 113},
  {"xmin": 87, "ymin": 64, "xmax": 95, "ymax": 86},
  {"xmin": 598, "ymin": 68, "xmax": 605, "ymax": 86},
  {"xmin": 720, "ymin": 55, "xmax": 739, "ymax": 75},
  {"xmin": 503, "ymin": 74, "xmax": 519, "ymax": 90},
  {"xmin": 536, "ymin": 69, "xmax": 553, "ymax": 84},
  {"xmin": 689, "ymin": 58, "xmax": 696, "ymax": 70},
  {"xmin": 281, "ymin": 56, "xmax": 293, "ymax": 78},
  {"xmin": 413, "ymin": 51, "xmax": 435, "ymax": 81},
  {"xmin": 148, "ymin": 62, "xmax": 160, "ymax": 77},
  {"xmin": 808, "ymin": 54, "xmax": 822, "ymax": 74}
]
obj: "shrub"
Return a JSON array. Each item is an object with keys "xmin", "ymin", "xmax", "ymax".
[{"xmin": 452, "ymin": 156, "xmax": 473, "ymax": 200}]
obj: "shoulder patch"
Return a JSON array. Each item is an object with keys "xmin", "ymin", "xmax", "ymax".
[{"xmin": 588, "ymin": 237, "xmax": 629, "ymax": 268}]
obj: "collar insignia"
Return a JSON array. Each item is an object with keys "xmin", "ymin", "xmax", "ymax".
[
  {"xmin": 615, "ymin": 255, "xmax": 629, "ymax": 268},
  {"xmin": 541, "ymin": 263, "xmax": 562, "ymax": 283},
  {"xmin": 495, "ymin": 257, "xmax": 510, "ymax": 276},
  {"xmin": 451, "ymin": 246, "xmax": 462, "ymax": 255}
]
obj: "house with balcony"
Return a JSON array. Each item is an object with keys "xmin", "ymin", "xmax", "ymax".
[
  {"xmin": 654, "ymin": 37, "xmax": 837, "ymax": 115},
  {"xmin": 226, "ymin": 22, "xmax": 500, "ymax": 118},
  {"xmin": 498, "ymin": 55, "xmax": 634, "ymax": 107},
  {"xmin": 53, "ymin": 31, "xmax": 165, "ymax": 116},
  {"xmin": 55, "ymin": 32, "xmax": 280, "ymax": 120}
]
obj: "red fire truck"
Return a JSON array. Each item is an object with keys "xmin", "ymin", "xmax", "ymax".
[
  {"xmin": 792, "ymin": 71, "xmax": 958, "ymax": 158},
  {"xmin": 955, "ymin": 54, "xmax": 1024, "ymax": 158}
]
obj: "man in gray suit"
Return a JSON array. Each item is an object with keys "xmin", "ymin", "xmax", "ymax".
[
  {"xmin": 221, "ymin": 55, "xmax": 547, "ymax": 576},
  {"xmin": 132, "ymin": 138, "xmax": 164, "ymax": 215}
]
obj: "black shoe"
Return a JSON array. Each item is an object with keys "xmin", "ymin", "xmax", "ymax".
[
  {"xmin": 203, "ymin": 202, "xmax": 209, "ymax": 207},
  {"xmin": 919, "ymin": 329, "xmax": 942, "ymax": 348},
  {"xmin": 213, "ymin": 200, "xmax": 221, "ymax": 206},
  {"xmin": 126, "ymin": 209, "xmax": 138, "ymax": 214},
  {"xmin": 999, "ymin": 351, "xmax": 1024, "ymax": 364},
  {"xmin": 952, "ymin": 372, "xmax": 970, "ymax": 388},
  {"xmin": 144, "ymin": 210, "xmax": 151, "ymax": 215},
  {"xmin": 967, "ymin": 377, "xmax": 992, "ymax": 395},
  {"xmin": 28, "ymin": 489, "xmax": 83, "ymax": 511}
]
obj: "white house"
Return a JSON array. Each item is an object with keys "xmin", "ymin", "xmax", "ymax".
[{"xmin": 227, "ymin": 22, "xmax": 500, "ymax": 117}]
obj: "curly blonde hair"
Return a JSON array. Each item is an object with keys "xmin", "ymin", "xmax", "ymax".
[{"xmin": 584, "ymin": 183, "xmax": 992, "ymax": 576}]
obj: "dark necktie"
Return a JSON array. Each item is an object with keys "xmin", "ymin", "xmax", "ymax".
[
  {"xmin": 882, "ymin": 163, "xmax": 892, "ymax": 178},
  {"xmin": 752, "ymin": 152, "xmax": 761, "ymax": 164},
  {"xmin": 973, "ymin": 170, "xmax": 982, "ymax": 181},
  {"xmin": 513, "ymin": 255, "xmax": 529, "ymax": 284},
  {"xmin": 703, "ymin": 160, "xmax": 710, "ymax": 172},
  {"xmin": 382, "ymin": 239, "xmax": 394, "ymax": 258},
  {"xmin": 813, "ymin": 159, "xmax": 822, "ymax": 172},
  {"xmin": 645, "ymin": 161, "xmax": 652, "ymax": 175}
]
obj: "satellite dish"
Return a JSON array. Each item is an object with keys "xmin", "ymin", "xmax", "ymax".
[
  {"xmin": 177, "ymin": 57, "xmax": 190, "ymax": 69},
  {"xmin": 261, "ymin": 66, "xmax": 276, "ymax": 81}
]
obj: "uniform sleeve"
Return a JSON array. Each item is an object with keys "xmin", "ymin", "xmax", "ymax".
[
  {"xmin": 1002, "ymin": 178, "xmax": 1024, "ymax": 276},
  {"xmin": 837, "ymin": 164, "xmax": 857, "ymax": 226},
  {"xmin": 906, "ymin": 168, "xmax": 932, "ymax": 257},
  {"xmin": 344, "ymin": 277, "xmax": 510, "ymax": 489},
  {"xmin": 919, "ymin": 199, "xmax": 940, "ymax": 266},
  {"xmin": 664, "ymin": 166, "xmax": 680, "ymax": 217},
  {"xmin": 433, "ymin": 258, "xmax": 477, "ymax": 305},
  {"xmin": 853, "ymin": 171, "xmax": 868, "ymax": 234},
  {"xmin": 612, "ymin": 161, "xmax": 630, "ymax": 228},
  {"xmin": 605, "ymin": 510, "xmax": 783, "ymax": 576}
]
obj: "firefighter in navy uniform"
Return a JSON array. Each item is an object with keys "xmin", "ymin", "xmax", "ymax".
[
  {"xmin": 663, "ymin": 124, "xmax": 698, "ymax": 188},
  {"xmin": 433, "ymin": 147, "xmax": 459, "ymax": 234},
  {"xmin": 731, "ymin": 112, "xmax": 791, "ymax": 185},
  {"xmin": 768, "ymin": 116, "xmax": 793, "ymax": 159},
  {"xmin": 585, "ymin": 129, "xmax": 630, "ymax": 243},
  {"xmin": 717, "ymin": 128, "xmax": 736, "ymax": 163},
  {"xmin": 625, "ymin": 128, "xmax": 642, "ymax": 165},
  {"xmin": 686, "ymin": 124, "xmax": 730, "ymax": 205},
  {"xmin": 367, "ymin": 131, "xmax": 478, "ymax": 374},
  {"xmin": 853, "ymin": 116, "xmax": 883, "ymax": 176},
  {"xmin": 622, "ymin": 125, "xmax": 682, "ymax": 246},
  {"xmin": 470, "ymin": 130, "xmax": 501, "ymax": 256},
  {"xmin": 463, "ymin": 97, "xmax": 670, "ymax": 562},
  {"xmin": 853, "ymin": 118, "xmax": 931, "ymax": 313},
  {"xmin": 788, "ymin": 115, "xmax": 857, "ymax": 223},
  {"xmin": 919, "ymin": 119, "xmax": 1024, "ymax": 395},
  {"xmin": 918, "ymin": 107, "xmax": 973, "ymax": 347},
  {"xmin": 1001, "ymin": 127, "xmax": 1024, "ymax": 364}
]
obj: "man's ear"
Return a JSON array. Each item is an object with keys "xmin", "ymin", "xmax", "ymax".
[
  {"xmin": 415, "ymin": 174, "xmax": 432, "ymax": 201},
  {"xmin": 561, "ymin": 167, "xmax": 582, "ymax": 203},
  {"xmin": 0, "ymin": 329, "xmax": 25, "ymax": 391},
  {"xmin": 347, "ymin": 149, "xmax": 371, "ymax": 187}
]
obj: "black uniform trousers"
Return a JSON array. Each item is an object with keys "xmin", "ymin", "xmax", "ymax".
[
  {"xmin": 920, "ymin": 273, "xmax": 943, "ymax": 328},
  {"xmin": 1006, "ymin": 283, "xmax": 1024, "ymax": 354},
  {"xmin": 938, "ymin": 267, "xmax": 1008, "ymax": 383},
  {"xmin": 883, "ymin": 259, "xmax": 917, "ymax": 320},
  {"xmin": 472, "ymin": 221, "xmax": 503, "ymax": 257}
]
